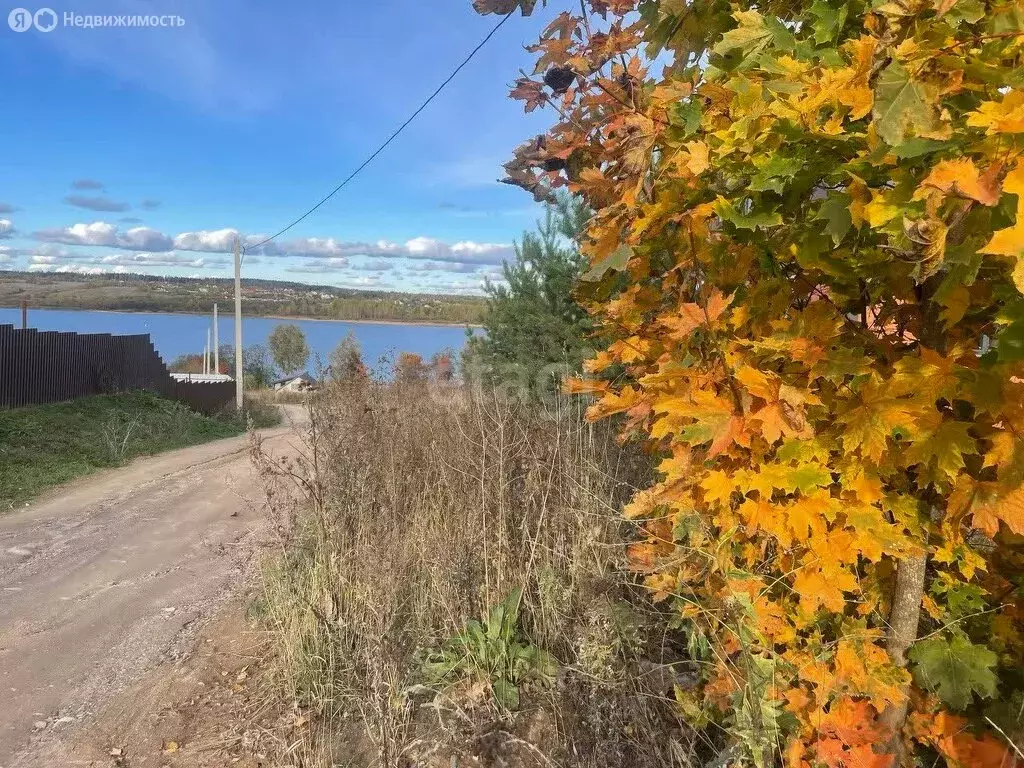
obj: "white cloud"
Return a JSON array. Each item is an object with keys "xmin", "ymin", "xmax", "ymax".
[
  {"xmin": 28, "ymin": 263, "xmax": 129, "ymax": 275},
  {"xmin": 35, "ymin": 221, "xmax": 173, "ymax": 252},
  {"xmin": 30, "ymin": 220, "xmax": 515, "ymax": 279},
  {"xmin": 99, "ymin": 252, "xmax": 224, "ymax": 269},
  {"xmin": 173, "ymin": 229, "xmax": 512, "ymax": 266},
  {"xmin": 173, "ymin": 228, "xmax": 241, "ymax": 253},
  {"xmin": 0, "ymin": 219, "xmax": 14, "ymax": 239},
  {"xmin": 402, "ymin": 237, "xmax": 512, "ymax": 265},
  {"xmin": 421, "ymin": 277, "xmax": 495, "ymax": 295},
  {"xmin": 28, "ymin": 247, "xmax": 225, "ymax": 270}
]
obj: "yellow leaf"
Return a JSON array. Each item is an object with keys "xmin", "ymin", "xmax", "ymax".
[
  {"xmin": 839, "ymin": 85, "xmax": 874, "ymax": 121},
  {"xmin": 702, "ymin": 470, "xmax": 736, "ymax": 507},
  {"xmin": 582, "ymin": 350, "xmax": 616, "ymax": 374},
  {"xmin": 735, "ymin": 365, "xmax": 777, "ymax": 400},
  {"xmin": 966, "ymin": 90, "xmax": 1024, "ymax": 135},
  {"xmin": 657, "ymin": 448, "xmax": 694, "ymax": 484},
  {"xmin": 833, "ymin": 636, "xmax": 911, "ymax": 709},
  {"xmin": 981, "ymin": 219, "xmax": 1024, "ymax": 293},
  {"xmin": 981, "ymin": 163, "xmax": 1024, "ymax": 288},
  {"xmin": 904, "ymin": 420, "xmax": 979, "ymax": 481},
  {"xmin": 840, "ymin": 377, "xmax": 923, "ymax": 462},
  {"xmin": 849, "ymin": 177, "xmax": 869, "ymax": 227},
  {"xmin": 865, "ymin": 189, "xmax": 901, "ymax": 227},
  {"xmin": 844, "ymin": 503, "xmax": 911, "ymax": 561},
  {"xmin": 983, "ymin": 431, "xmax": 1017, "ymax": 471},
  {"xmin": 685, "ymin": 140, "xmax": 710, "ymax": 175},
  {"xmin": 587, "ymin": 386, "xmax": 646, "ymax": 420},
  {"xmin": 786, "ymin": 492, "xmax": 834, "ymax": 541}
]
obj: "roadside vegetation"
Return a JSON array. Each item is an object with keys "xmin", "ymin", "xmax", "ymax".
[
  {"xmin": 0, "ymin": 391, "xmax": 278, "ymax": 511},
  {"xmin": 253, "ymin": 379, "xmax": 678, "ymax": 767}
]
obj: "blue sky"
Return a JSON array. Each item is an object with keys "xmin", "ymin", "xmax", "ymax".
[{"xmin": 0, "ymin": 0, "xmax": 558, "ymax": 294}]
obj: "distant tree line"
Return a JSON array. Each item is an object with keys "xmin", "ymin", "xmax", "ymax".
[{"xmin": 0, "ymin": 272, "xmax": 486, "ymax": 325}]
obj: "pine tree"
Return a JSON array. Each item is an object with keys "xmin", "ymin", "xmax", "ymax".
[{"xmin": 466, "ymin": 192, "xmax": 593, "ymax": 398}]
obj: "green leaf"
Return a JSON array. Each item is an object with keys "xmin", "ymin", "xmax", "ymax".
[
  {"xmin": 713, "ymin": 10, "xmax": 773, "ymax": 57},
  {"xmin": 909, "ymin": 635, "xmax": 998, "ymax": 710},
  {"xmin": 891, "ymin": 137, "xmax": 946, "ymax": 159},
  {"xmin": 873, "ymin": 61, "xmax": 942, "ymax": 146},
  {"xmin": 712, "ymin": 10, "xmax": 794, "ymax": 69},
  {"xmin": 672, "ymin": 99, "xmax": 702, "ymax": 137},
  {"xmin": 988, "ymin": 2, "xmax": 1024, "ymax": 33},
  {"xmin": 930, "ymin": 575, "xmax": 988, "ymax": 619},
  {"xmin": 787, "ymin": 464, "xmax": 833, "ymax": 493},
  {"xmin": 499, "ymin": 587, "xmax": 522, "ymax": 642},
  {"xmin": 714, "ymin": 198, "xmax": 783, "ymax": 230},
  {"xmin": 807, "ymin": 0, "xmax": 848, "ymax": 44},
  {"xmin": 492, "ymin": 677, "xmax": 520, "ymax": 710},
  {"xmin": 582, "ymin": 244, "xmax": 632, "ymax": 281},
  {"xmin": 815, "ymin": 193, "xmax": 853, "ymax": 246},
  {"xmin": 946, "ymin": 0, "xmax": 985, "ymax": 24},
  {"xmin": 749, "ymin": 155, "xmax": 804, "ymax": 193}
]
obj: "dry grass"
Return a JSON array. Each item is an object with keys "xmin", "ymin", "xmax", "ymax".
[{"xmin": 252, "ymin": 381, "xmax": 692, "ymax": 767}]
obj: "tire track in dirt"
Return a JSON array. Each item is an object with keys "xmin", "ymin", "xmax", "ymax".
[{"xmin": 0, "ymin": 405, "xmax": 307, "ymax": 767}]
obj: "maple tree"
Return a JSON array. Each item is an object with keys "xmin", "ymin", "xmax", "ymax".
[{"xmin": 475, "ymin": 0, "xmax": 1024, "ymax": 764}]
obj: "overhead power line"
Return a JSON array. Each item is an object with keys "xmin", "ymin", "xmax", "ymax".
[{"xmin": 242, "ymin": 9, "xmax": 516, "ymax": 263}]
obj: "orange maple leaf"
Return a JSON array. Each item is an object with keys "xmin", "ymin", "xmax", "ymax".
[
  {"xmin": 911, "ymin": 711, "xmax": 1010, "ymax": 768},
  {"xmin": 971, "ymin": 486, "xmax": 1024, "ymax": 536},
  {"xmin": 915, "ymin": 158, "xmax": 1001, "ymax": 207},
  {"xmin": 736, "ymin": 366, "xmax": 818, "ymax": 444},
  {"xmin": 661, "ymin": 289, "xmax": 732, "ymax": 340}
]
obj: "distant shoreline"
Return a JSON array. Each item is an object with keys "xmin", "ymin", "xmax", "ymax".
[{"xmin": 0, "ymin": 303, "xmax": 481, "ymax": 330}]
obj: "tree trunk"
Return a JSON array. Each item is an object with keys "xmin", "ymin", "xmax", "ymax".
[{"xmin": 880, "ymin": 553, "xmax": 928, "ymax": 757}]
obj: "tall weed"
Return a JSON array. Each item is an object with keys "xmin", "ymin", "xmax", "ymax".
[{"xmin": 255, "ymin": 381, "xmax": 690, "ymax": 767}]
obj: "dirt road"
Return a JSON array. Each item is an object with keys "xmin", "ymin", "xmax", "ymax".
[{"xmin": 0, "ymin": 406, "xmax": 306, "ymax": 767}]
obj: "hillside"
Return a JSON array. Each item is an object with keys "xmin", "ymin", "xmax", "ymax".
[{"xmin": 0, "ymin": 272, "xmax": 487, "ymax": 325}]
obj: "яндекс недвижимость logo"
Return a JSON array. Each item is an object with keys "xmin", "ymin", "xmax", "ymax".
[
  {"xmin": 8, "ymin": 7, "xmax": 56, "ymax": 32},
  {"xmin": 8, "ymin": 8, "xmax": 183, "ymax": 31}
]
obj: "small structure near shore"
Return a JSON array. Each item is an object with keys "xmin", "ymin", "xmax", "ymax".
[{"xmin": 271, "ymin": 372, "xmax": 319, "ymax": 393}]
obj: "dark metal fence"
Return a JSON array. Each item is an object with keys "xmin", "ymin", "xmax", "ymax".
[{"xmin": 0, "ymin": 324, "xmax": 234, "ymax": 415}]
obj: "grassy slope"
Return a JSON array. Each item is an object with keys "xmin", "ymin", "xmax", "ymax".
[{"xmin": 0, "ymin": 392, "xmax": 252, "ymax": 510}]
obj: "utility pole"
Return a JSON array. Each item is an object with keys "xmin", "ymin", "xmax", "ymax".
[
  {"xmin": 213, "ymin": 303, "xmax": 220, "ymax": 375},
  {"xmin": 233, "ymin": 238, "xmax": 244, "ymax": 411},
  {"xmin": 206, "ymin": 327, "xmax": 212, "ymax": 375},
  {"xmin": 20, "ymin": 298, "xmax": 27, "ymax": 330}
]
